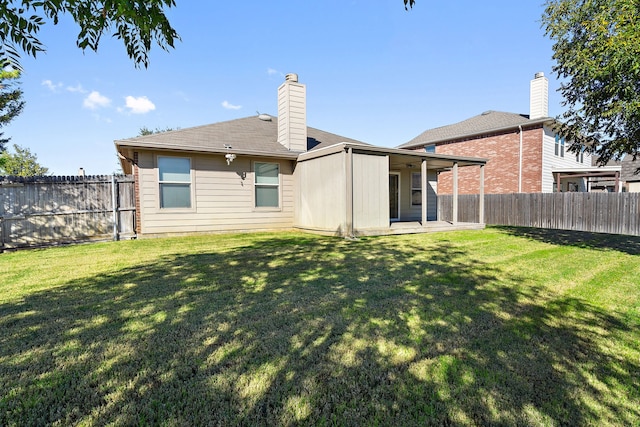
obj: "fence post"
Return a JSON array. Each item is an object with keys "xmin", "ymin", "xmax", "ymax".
[{"xmin": 112, "ymin": 175, "xmax": 119, "ymax": 241}]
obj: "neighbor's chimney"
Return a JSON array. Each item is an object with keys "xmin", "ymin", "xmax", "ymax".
[
  {"xmin": 277, "ymin": 73, "xmax": 307, "ymax": 152},
  {"xmin": 529, "ymin": 71, "xmax": 549, "ymax": 120}
]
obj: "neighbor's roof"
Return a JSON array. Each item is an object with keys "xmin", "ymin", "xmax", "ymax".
[
  {"xmin": 398, "ymin": 110, "xmax": 553, "ymax": 149},
  {"xmin": 596, "ymin": 155, "xmax": 640, "ymax": 182},
  {"xmin": 115, "ymin": 114, "xmax": 367, "ymax": 158}
]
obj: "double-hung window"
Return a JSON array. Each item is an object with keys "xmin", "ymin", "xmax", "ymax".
[
  {"xmin": 158, "ymin": 156, "xmax": 191, "ymax": 209},
  {"xmin": 576, "ymin": 146, "xmax": 585, "ymax": 164},
  {"xmin": 411, "ymin": 172, "xmax": 422, "ymax": 205},
  {"xmin": 255, "ymin": 162, "xmax": 279, "ymax": 208},
  {"xmin": 555, "ymin": 135, "xmax": 565, "ymax": 157}
]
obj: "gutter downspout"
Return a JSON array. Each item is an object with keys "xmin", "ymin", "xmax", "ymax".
[{"xmin": 518, "ymin": 125, "xmax": 523, "ymax": 193}]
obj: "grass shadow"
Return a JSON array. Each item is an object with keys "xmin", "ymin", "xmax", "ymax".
[
  {"xmin": 494, "ymin": 225, "xmax": 640, "ymax": 255},
  {"xmin": 1, "ymin": 233, "xmax": 638, "ymax": 425}
]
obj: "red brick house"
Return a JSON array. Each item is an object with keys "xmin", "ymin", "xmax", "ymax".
[{"xmin": 397, "ymin": 73, "xmax": 619, "ymax": 194}]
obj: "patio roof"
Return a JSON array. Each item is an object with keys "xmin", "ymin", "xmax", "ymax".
[{"xmin": 297, "ymin": 142, "xmax": 487, "ymax": 170}]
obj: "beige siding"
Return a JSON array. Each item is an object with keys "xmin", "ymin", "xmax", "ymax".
[
  {"xmin": 353, "ymin": 153, "xmax": 389, "ymax": 229},
  {"xmin": 542, "ymin": 125, "xmax": 594, "ymax": 192},
  {"xmin": 396, "ymin": 169, "xmax": 438, "ymax": 221},
  {"xmin": 138, "ymin": 150, "xmax": 294, "ymax": 234},
  {"xmin": 294, "ymin": 152, "xmax": 347, "ymax": 233},
  {"xmin": 628, "ymin": 182, "xmax": 640, "ymax": 193}
]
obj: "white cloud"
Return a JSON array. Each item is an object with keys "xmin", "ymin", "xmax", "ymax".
[
  {"xmin": 83, "ymin": 91, "xmax": 111, "ymax": 110},
  {"xmin": 42, "ymin": 80, "xmax": 63, "ymax": 92},
  {"xmin": 267, "ymin": 68, "xmax": 283, "ymax": 77},
  {"xmin": 221, "ymin": 100, "xmax": 242, "ymax": 110},
  {"xmin": 66, "ymin": 84, "xmax": 87, "ymax": 94},
  {"xmin": 124, "ymin": 96, "xmax": 156, "ymax": 114}
]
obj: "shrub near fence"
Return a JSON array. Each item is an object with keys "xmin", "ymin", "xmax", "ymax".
[
  {"xmin": 438, "ymin": 192, "xmax": 640, "ymax": 236},
  {"xmin": 0, "ymin": 175, "xmax": 136, "ymax": 250}
]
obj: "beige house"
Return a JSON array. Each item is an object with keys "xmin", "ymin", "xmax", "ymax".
[{"xmin": 115, "ymin": 74, "xmax": 487, "ymax": 238}]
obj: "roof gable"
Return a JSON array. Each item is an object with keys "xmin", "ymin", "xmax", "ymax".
[{"xmin": 398, "ymin": 110, "xmax": 551, "ymax": 149}]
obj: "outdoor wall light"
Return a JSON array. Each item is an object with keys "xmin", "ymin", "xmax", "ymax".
[
  {"xmin": 225, "ymin": 153, "xmax": 237, "ymax": 165},
  {"xmin": 223, "ymin": 144, "xmax": 236, "ymax": 165}
]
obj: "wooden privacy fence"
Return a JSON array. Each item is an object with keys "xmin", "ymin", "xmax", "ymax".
[
  {"xmin": 0, "ymin": 175, "xmax": 135, "ymax": 250},
  {"xmin": 438, "ymin": 192, "xmax": 640, "ymax": 236}
]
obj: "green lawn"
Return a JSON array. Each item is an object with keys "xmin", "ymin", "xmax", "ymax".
[{"xmin": 1, "ymin": 227, "xmax": 638, "ymax": 426}]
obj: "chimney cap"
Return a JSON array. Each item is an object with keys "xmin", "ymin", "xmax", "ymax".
[
  {"xmin": 534, "ymin": 71, "xmax": 545, "ymax": 79},
  {"xmin": 285, "ymin": 73, "xmax": 298, "ymax": 83}
]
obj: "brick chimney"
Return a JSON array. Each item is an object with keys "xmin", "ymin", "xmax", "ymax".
[
  {"xmin": 277, "ymin": 73, "xmax": 307, "ymax": 152},
  {"xmin": 529, "ymin": 71, "xmax": 549, "ymax": 120}
]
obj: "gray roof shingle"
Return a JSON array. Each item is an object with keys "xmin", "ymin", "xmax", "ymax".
[
  {"xmin": 600, "ymin": 156, "xmax": 640, "ymax": 182},
  {"xmin": 115, "ymin": 114, "xmax": 366, "ymax": 155},
  {"xmin": 397, "ymin": 110, "xmax": 551, "ymax": 149}
]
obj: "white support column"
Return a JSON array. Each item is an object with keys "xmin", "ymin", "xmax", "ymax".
[
  {"xmin": 421, "ymin": 158, "xmax": 428, "ymax": 226},
  {"xmin": 479, "ymin": 164, "xmax": 485, "ymax": 224},
  {"xmin": 452, "ymin": 161, "xmax": 458, "ymax": 225}
]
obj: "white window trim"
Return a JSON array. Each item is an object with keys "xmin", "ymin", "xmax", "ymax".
[
  {"xmin": 555, "ymin": 135, "xmax": 565, "ymax": 158},
  {"xmin": 253, "ymin": 161, "xmax": 281, "ymax": 211},
  {"xmin": 156, "ymin": 155, "xmax": 195, "ymax": 212}
]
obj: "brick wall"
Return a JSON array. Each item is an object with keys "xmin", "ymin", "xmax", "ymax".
[{"xmin": 423, "ymin": 127, "xmax": 544, "ymax": 194}]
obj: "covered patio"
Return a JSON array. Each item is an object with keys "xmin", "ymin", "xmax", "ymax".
[
  {"xmin": 553, "ymin": 166, "xmax": 623, "ymax": 192},
  {"xmin": 295, "ymin": 143, "xmax": 487, "ymax": 237}
]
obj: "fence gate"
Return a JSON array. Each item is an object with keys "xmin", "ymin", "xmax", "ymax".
[{"xmin": 0, "ymin": 175, "xmax": 136, "ymax": 251}]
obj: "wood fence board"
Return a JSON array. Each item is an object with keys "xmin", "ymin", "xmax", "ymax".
[
  {"xmin": 0, "ymin": 175, "xmax": 136, "ymax": 250},
  {"xmin": 438, "ymin": 192, "xmax": 640, "ymax": 236}
]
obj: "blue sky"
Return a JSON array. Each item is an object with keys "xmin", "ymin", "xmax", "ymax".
[{"xmin": 6, "ymin": 1, "xmax": 561, "ymax": 175}]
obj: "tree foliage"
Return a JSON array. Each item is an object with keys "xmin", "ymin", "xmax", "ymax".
[
  {"xmin": 0, "ymin": 0, "xmax": 180, "ymax": 71},
  {"xmin": 0, "ymin": 144, "xmax": 50, "ymax": 176},
  {"xmin": 404, "ymin": 0, "xmax": 416, "ymax": 10},
  {"xmin": 138, "ymin": 125, "xmax": 176, "ymax": 136},
  {"xmin": 0, "ymin": 69, "xmax": 24, "ymax": 151},
  {"xmin": 542, "ymin": 0, "xmax": 640, "ymax": 164}
]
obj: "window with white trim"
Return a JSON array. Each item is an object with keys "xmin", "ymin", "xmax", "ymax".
[
  {"xmin": 158, "ymin": 156, "xmax": 191, "ymax": 208},
  {"xmin": 424, "ymin": 144, "xmax": 435, "ymax": 153},
  {"xmin": 576, "ymin": 146, "xmax": 585, "ymax": 163},
  {"xmin": 255, "ymin": 162, "xmax": 279, "ymax": 208},
  {"xmin": 555, "ymin": 135, "xmax": 565, "ymax": 157},
  {"xmin": 411, "ymin": 172, "xmax": 422, "ymax": 205}
]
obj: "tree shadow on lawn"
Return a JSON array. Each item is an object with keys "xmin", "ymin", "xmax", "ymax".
[
  {"xmin": 1, "ymin": 234, "xmax": 638, "ymax": 426},
  {"xmin": 494, "ymin": 226, "xmax": 640, "ymax": 255}
]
